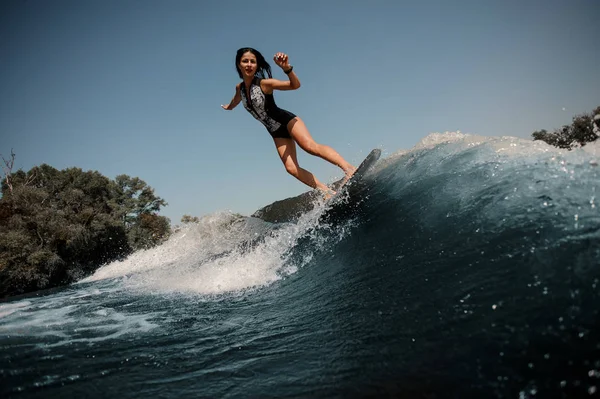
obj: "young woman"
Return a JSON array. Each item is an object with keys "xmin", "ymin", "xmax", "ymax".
[{"xmin": 221, "ymin": 47, "xmax": 356, "ymax": 198}]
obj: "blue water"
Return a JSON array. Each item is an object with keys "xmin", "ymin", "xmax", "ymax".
[{"xmin": 1, "ymin": 133, "xmax": 599, "ymax": 398}]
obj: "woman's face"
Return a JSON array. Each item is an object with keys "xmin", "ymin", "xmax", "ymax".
[{"xmin": 239, "ymin": 51, "xmax": 257, "ymax": 77}]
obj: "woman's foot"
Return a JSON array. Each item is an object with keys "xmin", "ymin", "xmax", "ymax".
[
  {"xmin": 319, "ymin": 187, "xmax": 336, "ymax": 201},
  {"xmin": 341, "ymin": 165, "xmax": 357, "ymax": 185}
]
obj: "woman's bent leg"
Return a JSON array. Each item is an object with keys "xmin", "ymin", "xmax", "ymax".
[
  {"xmin": 287, "ymin": 117, "xmax": 356, "ymax": 177},
  {"xmin": 274, "ymin": 137, "xmax": 333, "ymax": 196}
]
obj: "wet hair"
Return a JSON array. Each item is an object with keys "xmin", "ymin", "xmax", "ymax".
[{"xmin": 235, "ymin": 47, "xmax": 272, "ymax": 79}]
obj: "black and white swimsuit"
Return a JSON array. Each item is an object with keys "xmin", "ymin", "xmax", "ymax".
[{"xmin": 240, "ymin": 77, "xmax": 296, "ymax": 139}]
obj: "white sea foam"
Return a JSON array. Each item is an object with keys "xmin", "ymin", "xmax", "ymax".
[
  {"xmin": 0, "ymin": 207, "xmax": 327, "ymax": 340},
  {"xmin": 0, "ymin": 288, "xmax": 160, "ymax": 345},
  {"xmin": 397, "ymin": 131, "xmax": 596, "ymax": 166},
  {"xmin": 413, "ymin": 130, "xmax": 471, "ymax": 149},
  {"xmin": 80, "ymin": 203, "xmax": 344, "ymax": 296},
  {"xmin": 0, "ymin": 300, "xmax": 32, "ymax": 318}
]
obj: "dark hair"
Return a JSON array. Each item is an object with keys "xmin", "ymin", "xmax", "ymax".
[{"xmin": 235, "ymin": 47, "xmax": 272, "ymax": 79}]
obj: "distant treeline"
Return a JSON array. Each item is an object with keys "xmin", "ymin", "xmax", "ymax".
[
  {"xmin": 0, "ymin": 158, "xmax": 170, "ymax": 298},
  {"xmin": 532, "ymin": 105, "xmax": 600, "ymax": 149}
]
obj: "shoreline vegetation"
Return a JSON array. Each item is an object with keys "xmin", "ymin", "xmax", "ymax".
[
  {"xmin": 1, "ymin": 105, "xmax": 598, "ymax": 299},
  {"xmin": 0, "ymin": 163, "xmax": 170, "ymax": 298},
  {"xmin": 532, "ymin": 106, "xmax": 600, "ymax": 150}
]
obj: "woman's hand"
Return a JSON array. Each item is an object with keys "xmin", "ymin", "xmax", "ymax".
[
  {"xmin": 221, "ymin": 84, "xmax": 242, "ymax": 110},
  {"xmin": 273, "ymin": 52, "xmax": 291, "ymax": 71}
]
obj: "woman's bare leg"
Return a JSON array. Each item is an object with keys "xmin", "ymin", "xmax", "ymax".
[
  {"xmin": 287, "ymin": 117, "xmax": 356, "ymax": 178},
  {"xmin": 274, "ymin": 137, "xmax": 333, "ymax": 197}
]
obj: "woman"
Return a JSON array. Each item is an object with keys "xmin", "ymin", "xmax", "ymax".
[{"xmin": 221, "ymin": 47, "xmax": 356, "ymax": 198}]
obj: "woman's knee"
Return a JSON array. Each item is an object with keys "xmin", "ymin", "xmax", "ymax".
[
  {"xmin": 302, "ymin": 142, "xmax": 320, "ymax": 156},
  {"xmin": 289, "ymin": 119, "xmax": 318, "ymax": 154},
  {"xmin": 295, "ymin": 139, "xmax": 321, "ymax": 156},
  {"xmin": 283, "ymin": 161, "xmax": 298, "ymax": 176}
]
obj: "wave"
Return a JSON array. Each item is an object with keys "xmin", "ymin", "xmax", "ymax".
[
  {"xmin": 81, "ymin": 132, "xmax": 600, "ymax": 299},
  {"xmin": 3, "ymin": 132, "xmax": 600, "ymax": 397}
]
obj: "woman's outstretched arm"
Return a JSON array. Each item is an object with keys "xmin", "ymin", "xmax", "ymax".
[{"xmin": 221, "ymin": 83, "xmax": 242, "ymax": 110}]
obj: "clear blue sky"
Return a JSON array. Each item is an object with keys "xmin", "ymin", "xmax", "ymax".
[{"xmin": 1, "ymin": 0, "xmax": 599, "ymax": 223}]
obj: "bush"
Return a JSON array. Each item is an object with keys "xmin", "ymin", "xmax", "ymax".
[
  {"xmin": 0, "ymin": 163, "xmax": 171, "ymax": 298},
  {"xmin": 532, "ymin": 106, "xmax": 600, "ymax": 149}
]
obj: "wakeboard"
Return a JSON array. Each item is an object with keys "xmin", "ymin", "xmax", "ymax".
[
  {"xmin": 331, "ymin": 148, "xmax": 381, "ymax": 200},
  {"xmin": 320, "ymin": 148, "xmax": 381, "ymax": 223}
]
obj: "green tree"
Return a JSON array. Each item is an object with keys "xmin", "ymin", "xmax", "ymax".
[
  {"xmin": 0, "ymin": 162, "xmax": 171, "ymax": 298},
  {"xmin": 532, "ymin": 106, "xmax": 600, "ymax": 149},
  {"xmin": 127, "ymin": 213, "xmax": 171, "ymax": 250},
  {"xmin": 181, "ymin": 214, "xmax": 200, "ymax": 223},
  {"xmin": 111, "ymin": 174, "xmax": 169, "ymax": 250}
]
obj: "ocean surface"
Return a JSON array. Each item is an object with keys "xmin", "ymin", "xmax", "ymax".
[{"xmin": 1, "ymin": 133, "xmax": 599, "ymax": 398}]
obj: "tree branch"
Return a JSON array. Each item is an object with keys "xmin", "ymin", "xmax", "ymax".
[{"xmin": 0, "ymin": 149, "xmax": 15, "ymax": 194}]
